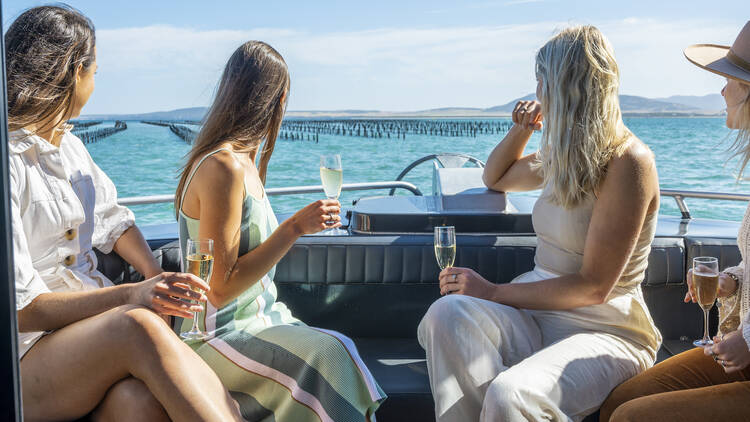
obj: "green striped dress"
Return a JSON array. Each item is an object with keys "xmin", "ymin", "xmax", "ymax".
[{"xmin": 175, "ymin": 149, "xmax": 385, "ymax": 421}]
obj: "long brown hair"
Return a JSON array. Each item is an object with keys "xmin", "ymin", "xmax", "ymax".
[
  {"xmin": 5, "ymin": 4, "xmax": 96, "ymax": 132},
  {"xmin": 175, "ymin": 41, "xmax": 289, "ymax": 216}
]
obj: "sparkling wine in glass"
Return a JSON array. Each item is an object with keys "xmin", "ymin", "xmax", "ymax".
[
  {"xmin": 434, "ymin": 226, "xmax": 456, "ymax": 270},
  {"xmin": 320, "ymin": 154, "xmax": 346, "ymax": 235},
  {"xmin": 181, "ymin": 238, "xmax": 214, "ymax": 341},
  {"xmin": 692, "ymin": 256, "xmax": 719, "ymax": 347}
]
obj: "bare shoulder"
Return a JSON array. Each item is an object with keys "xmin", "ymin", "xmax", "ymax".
[
  {"xmin": 608, "ymin": 135, "xmax": 657, "ymax": 180},
  {"xmin": 191, "ymin": 150, "xmax": 244, "ymax": 195}
]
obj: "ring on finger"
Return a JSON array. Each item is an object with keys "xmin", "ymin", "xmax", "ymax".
[
  {"xmin": 452, "ymin": 274, "xmax": 457, "ymax": 281},
  {"xmin": 720, "ymin": 359, "xmax": 727, "ymax": 368}
]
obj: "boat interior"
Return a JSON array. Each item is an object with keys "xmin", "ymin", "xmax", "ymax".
[{"xmin": 94, "ymin": 156, "xmax": 745, "ymax": 422}]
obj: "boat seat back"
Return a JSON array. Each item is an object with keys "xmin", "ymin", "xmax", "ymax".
[{"xmin": 94, "ymin": 234, "xmax": 740, "ymax": 422}]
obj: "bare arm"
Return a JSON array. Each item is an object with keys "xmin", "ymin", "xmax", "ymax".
[
  {"xmin": 189, "ymin": 153, "xmax": 341, "ymax": 308},
  {"xmin": 113, "ymin": 226, "xmax": 162, "ymax": 279},
  {"xmin": 442, "ymin": 139, "xmax": 659, "ymax": 309},
  {"xmin": 18, "ymin": 272, "xmax": 208, "ymax": 332},
  {"xmin": 482, "ymin": 100, "xmax": 544, "ymax": 192},
  {"xmin": 18, "ymin": 285, "xmax": 129, "ymax": 332}
]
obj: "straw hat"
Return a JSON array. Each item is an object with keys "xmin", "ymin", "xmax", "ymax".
[{"xmin": 684, "ymin": 21, "xmax": 750, "ymax": 85}]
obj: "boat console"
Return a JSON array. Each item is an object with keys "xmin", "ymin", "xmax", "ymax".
[{"xmin": 350, "ymin": 168, "xmax": 534, "ymax": 234}]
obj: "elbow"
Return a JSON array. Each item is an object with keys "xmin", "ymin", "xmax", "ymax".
[
  {"xmin": 579, "ymin": 274, "xmax": 613, "ymax": 306},
  {"xmin": 589, "ymin": 290, "xmax": 610, "ymax": 306},
  {"xmin": 481, "ymin": 169, "xmax": 491, "ymax": 188},
  {"xmin": 481, "ymin": 169, "xmax": 501, "ymax": 191},
  {"xmin": 17, "ymin": 297, "xmax": 46, "ymax": 333},
  {"xmin": 206, "ymin": 289, "xmax": 232, "ymax": 310}
]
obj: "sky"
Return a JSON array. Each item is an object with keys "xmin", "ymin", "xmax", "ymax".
[{"xmin": 1, "ymin": 0, "xmax": 747, "ymax": 114}]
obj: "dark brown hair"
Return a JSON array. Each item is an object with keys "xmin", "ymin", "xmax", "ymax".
[
  {"xmin": 175, "ymin": 41, "xmax": 289, "ymax": 215},
  {"xmin": 5, "ymin": 4, "xmax": 96, "ymax": 132}
]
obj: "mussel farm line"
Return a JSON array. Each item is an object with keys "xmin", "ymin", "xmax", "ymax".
[
  {"xmin": 73, "ymin": 121, "xmax": 127, "ymax": 144},
  {"xmin": 169, "ymin": 124, "xmax": 198, "ymax": 144},
  {"xmin": 141, "ymin": 120, "xmax": 201, "ymax": 127},
  {"xmin": 140, "ymin": 120, "xmax": 198, "ymax": 144},
  {"xmin": 278, "ymin": 119, "xmax": 514, "ymax": 141},
  {"xmin": 69, "ymin": 120, "xmax": 102, "ymax": 129}
]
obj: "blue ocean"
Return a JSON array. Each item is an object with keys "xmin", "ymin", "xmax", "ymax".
[{"xmin": 85, "ymin": 117, "xmax": 746, "ymax": 226}]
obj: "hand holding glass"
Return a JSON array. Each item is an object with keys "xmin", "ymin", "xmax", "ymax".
[
  {"xmin": 181, "ymin": 238, "xmax": 214, "ymax": 341},
  {"xmin": 692, "ymin": 256, "xmax": 719, "ymax": 347},
  {"xmin": 320, "ymin": 154, "xmax": 346, "ymax": 235}
]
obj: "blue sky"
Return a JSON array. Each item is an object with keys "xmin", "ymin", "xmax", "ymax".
[{"xmin": 2, "ymin": 1, "xmax": 747, "ymax": 114}]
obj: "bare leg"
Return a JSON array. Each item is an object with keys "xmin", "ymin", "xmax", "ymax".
[
  {"xmin": 21, "ymin": 305, "xmax": 242, "ymax": 422},
  {"xmin": 91, "ymin": 377, "xmax": 170, "ymax": 422}
]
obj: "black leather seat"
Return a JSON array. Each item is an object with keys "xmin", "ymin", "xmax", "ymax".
[{"xmin": 95, "ymin": 234, "xmax": 738, "ymax": 422}]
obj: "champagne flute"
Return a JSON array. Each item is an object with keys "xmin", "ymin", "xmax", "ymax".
[
  {"xmin": 692, "ymin": 256, "xmax": 719, "ymax": 347},
  {"xmin": 320, "ymin": 154, "xmax": 346, "ymax": 235},
  {"xmin": 181, "ymin": 238, "xmax": 214, "ymax": 341},
  {"xmin": 434, "ymin": 226, "xmax": 456, "ymax": 270}
]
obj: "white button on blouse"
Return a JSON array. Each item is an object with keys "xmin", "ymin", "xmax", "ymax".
[{"xmin": 9, "ymin": 128, "xmax": 135, "ymax": 358}]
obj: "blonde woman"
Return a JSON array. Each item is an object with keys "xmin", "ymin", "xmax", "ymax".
[
  {"xmin": 601, "ymin": 21, "xmax": 750, "ymax": 421},
  {"xmin": 417, "ymin": 26, "xmax": 661, "ymax": 421}
]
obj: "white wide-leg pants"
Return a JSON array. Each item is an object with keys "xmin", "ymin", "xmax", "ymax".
[{"xmin": 417, "ymin": 293, "xmax": 653, "ymax": 422}]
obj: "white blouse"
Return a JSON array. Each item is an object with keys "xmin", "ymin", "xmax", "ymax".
[{"xmin": 9, "ymin": 128, "xmax": 134, "ymax": 358}]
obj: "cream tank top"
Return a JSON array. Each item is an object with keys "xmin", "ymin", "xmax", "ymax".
[{"xmin": 521, "ymin": 182, "xmax": 662, "ymax": 354}]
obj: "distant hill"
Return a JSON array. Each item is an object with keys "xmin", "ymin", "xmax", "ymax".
[
  {"xmin": 618, "ymin": 95, "xmax": 697, "ymax": 113},
  {"xmin": 655, "ymin": 94, "xmax": 725, "ymax": 112},
  {"xmin": 79, "ymin": 93, "xmax": 725, "ymax": 121},
  {"xmin": 483, "ymin": 94, "xmax": 537, "ymax": 113},
  {"xmin": 82, "ymin": 106, "xmax": 208, "ymax": 121}
]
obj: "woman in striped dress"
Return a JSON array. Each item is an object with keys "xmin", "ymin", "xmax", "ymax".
[{"xmin": 173, "ymin": 41, "xmax": 385, "ymax": 421}]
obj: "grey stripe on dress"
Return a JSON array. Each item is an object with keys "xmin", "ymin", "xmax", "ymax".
[
  {"xmin": 221, "ymin": 328, "xmax": 366, "ymax": 422},
  {"xmin": 230, "ymin": 390, "xmax": 276, "ymax": 422}
]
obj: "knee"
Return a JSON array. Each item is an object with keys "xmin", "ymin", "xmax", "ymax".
[
  {"xmin": 482, "ymin": 375, "xmax": 526, "ymax": 414},
  {"xmin": 599, "ymin": 380, "xmax": 643, "ymax": 422},
  {"xmin": 606, "ymin": 398, "xmax": 650, "ymax": 422},
  {"xmin": 418, "ymin": 295, "xmax": 473, "ymax": 340},
  {"xmin": 107, "ymin": 305, "xmax": 173, "ymax": 349},
  {"xmin": 92, "ymin": 378, "xmax": 169, "ymax": 422}
]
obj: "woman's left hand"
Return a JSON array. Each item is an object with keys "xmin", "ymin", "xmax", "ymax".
[
  {"xmin": 705, "ymin": 330, "xmax": 750, "ymax": 373},
  {"xmin": 439, "ymin": 267, "xmax": 497, "ymax": 301}
]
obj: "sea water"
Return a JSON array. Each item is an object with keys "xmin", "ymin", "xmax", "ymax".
[{"xmin": 85, "ymin": 117, "xmax": 744, "ymax": 226}]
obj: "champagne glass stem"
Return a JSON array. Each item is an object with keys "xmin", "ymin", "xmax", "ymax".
[
  {"xmin": 191, "ymin": 309, "xmax": 200, "ymax": 332},
  {"xmin": 703, "ymin": 308, "xmax": 710, "ymax": 344}
]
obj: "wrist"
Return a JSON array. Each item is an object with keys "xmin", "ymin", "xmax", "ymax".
[
  {"xmin": 489, "ymin": 283, "xmax": 504, "ymax": 303},
  {"xmin": 281, "ymin": 218, "xmax": 304, "ymax": 238},
  {"xmin": 722, "ymin": 271, "xmax": 740, "ymax": 296},
  {"xmin": 510, "ymin": 123, "xmax": 534, "ymax": 137},
  {"xmin": 119, "ymin": 283, "xmax": 137, "ymax": 306}
]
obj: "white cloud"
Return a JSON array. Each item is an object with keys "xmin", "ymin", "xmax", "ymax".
[{"xmin": 84, "ymin": 18, "xmax": 743, "ymax": 114}]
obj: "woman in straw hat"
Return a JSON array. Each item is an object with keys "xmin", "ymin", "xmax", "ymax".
[{"xmin": 600, "ymin": 20, "xmax": 750, "ymax": 421}]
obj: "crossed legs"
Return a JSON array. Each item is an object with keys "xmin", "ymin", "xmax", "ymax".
[{"xmin": 20, "ymin": 305, "xmax": 243, "ymax": 422}]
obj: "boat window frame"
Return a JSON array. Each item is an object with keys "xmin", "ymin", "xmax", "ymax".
[{"xmin": 0, "ymin": 1, "xmax": 25, "ymax": 419}]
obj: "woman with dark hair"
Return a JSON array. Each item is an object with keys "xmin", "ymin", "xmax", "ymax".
[
  {"xmin": 600, "ymin": 21, "xmax": 750, "ymax": 421},
  {"xmin": 175, "ymin": 40, "xmax": 385, "ymax": 421},
  {"xmin": 7, "ymin": 5, "xmax": 243, "ymax": 421}
]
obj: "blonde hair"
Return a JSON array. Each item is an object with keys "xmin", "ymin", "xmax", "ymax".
[
  {"xmin": 729, "ymin": 83, "xmax": 750, "ymax": 179},
  {"xmin": 534, "ymin": 25, "xmax": 630, "ymax": 208}
]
